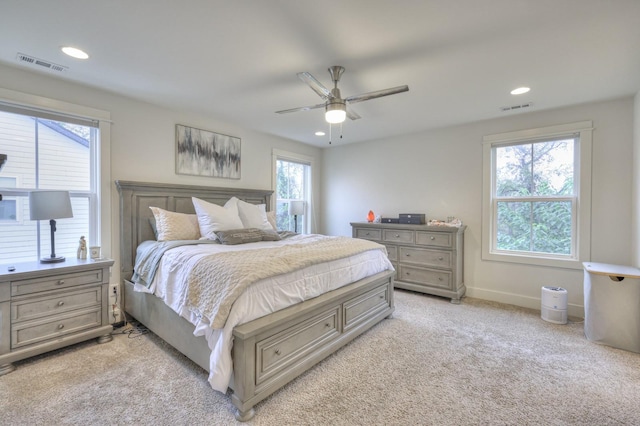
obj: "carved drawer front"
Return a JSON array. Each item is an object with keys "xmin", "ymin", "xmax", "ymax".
[
  {"xmin": 11, "ymin": 307, "xmax": 102, "ymax": 349},
  {"xmin": 354, "ymin": 228, "xmax": 382, "ymax": 241},
  {"xmin": 398, "ymin": 265, "xmax": 452, "ymax": 289},
  {"xmin": 384, "ymin": 244, "xmax": 397, "ymax": 262},
  {"xmin": 256, "ymin": 306, "xmax": 340, "ymax": 385},
  {"xmin": 415, "ymin": 231, "xmax": 453, "ymax": 248},
  {"xmin": 343, "ymin": 284, "xmax": 390, "ymax": 332},
  {"xmin": 399, "ymin": 247, "xmax": 452, "ymax": 269},
  {"xmin": 11, "ymin": 269, "xmax": 103, "ymax": 297},
  {"xmin": 11, "ymin": 287, "xmax": 102, "ymax": 322},
  {"xmin": 383, "ymin": 229, "xmax": 414, "ymax": 244}
]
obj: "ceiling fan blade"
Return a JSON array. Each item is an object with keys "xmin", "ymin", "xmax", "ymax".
[
  {"xmin": 275, "ymin": 103, "xmax": 326, "ymax": 114},
  {"xmin": 297, "ymin": 72, "xmax": 333, "ymax": 100},
  {"xmin": 346, "ymin": 107, "xmax": 361, "ymax": 120},
  {"xmin": 345, "ymin": 85, "xmax": 409, "ymax": 105}
]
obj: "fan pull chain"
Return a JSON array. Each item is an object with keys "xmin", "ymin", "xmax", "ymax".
[{"xmin": 329, "ymin": 123, "xmax": 332, "ymax": 144}]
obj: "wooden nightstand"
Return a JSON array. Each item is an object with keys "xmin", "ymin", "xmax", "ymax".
[{"xmin": 0, "ymin": 258, "xmax": 114, "ymax": 375}]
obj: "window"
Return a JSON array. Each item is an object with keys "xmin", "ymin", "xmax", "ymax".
[
  {"xmin": 0, "ymin": 177, "xmax": 17, "ymax": 221},
  {"xmin": 273, "ymin": 150, "xmax": 313, "ymax": 233},
  {"xmin": 482, "ymin": 121, "xmax": 592, "ymax": 269},
  {"xmin": 0, "ymin": 102, "xmax": 103, "ymax": 263}
]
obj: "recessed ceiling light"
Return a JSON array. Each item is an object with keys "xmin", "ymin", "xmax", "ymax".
[
  {"xmin": 61, "ymin": 46, "xmax": 89, "ymax": 59},
  {"xmin": 315, "ymin": 131, "xmax": 325, "ymax": 136},
  {"xmin": 510, "ymin": 87, "xmax": 530, "ymax": 95}
]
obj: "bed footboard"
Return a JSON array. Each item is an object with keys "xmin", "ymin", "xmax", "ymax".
[{"xmin": 230, "ymin": 270, "xmax": 395, "ymax": 421}]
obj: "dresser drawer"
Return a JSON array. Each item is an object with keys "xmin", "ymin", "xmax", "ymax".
[
  {"xmin": 343, "ymin": 284, "xmax": 390, "ymax": 332},
  {"xmin": 11, "ymin": 269, "xmax": 103, "ymax": 296},
  {"xmin": 399, "ymin": 247, "xmax": 452, "ymax": 269},
  {"xmin": 384, "ymin": 244, "xmax": 397, "ymax": 262},
  {"xmin": 11, "ymin": 307, "xmax": 102, "ymax": 349},
  {"xmin": 398, "ymin": 265, "xmax": 452, "ymax": 289},
  {"xmin": 415, "ymin": 231, "xmax": 453, "ymax": 248},
  {"xmin": 256, "ymin": 306, "xmax": 340, "ymax": 385},
  {"xmin": 383, "ymin": 229, "xmax": 414, "ymax": 244},
  {"xmin": 354, "ymin": 228, "xmax": 382, "ymax": 241},
  {"xmin": 11, "ymin": 286, "xmax": 102, "ymax": 322}
]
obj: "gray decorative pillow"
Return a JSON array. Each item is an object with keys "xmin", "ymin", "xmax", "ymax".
[
  {"xmin": 215, "ymin": 228, "xmax": 263, "ymax": 245},
  {"xmin": 260, "ymin": 229, "xmax": 281, "ymax": 241},
  {"xmin": 215, "ymin": 228, "xmax": 282, "ymax": 245}
]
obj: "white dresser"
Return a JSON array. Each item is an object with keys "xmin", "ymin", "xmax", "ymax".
[
  {"xmin": 0, "ymin": 258, "xmax": 114, "ymax": 375},
  {"xmin": 352, "ymin": 222, "xmax": 466, "ymax": 303}
]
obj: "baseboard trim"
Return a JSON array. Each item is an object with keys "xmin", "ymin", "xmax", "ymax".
[{"xmin": 465, "ymin": 287, "xmax": 585, "ymax": 319}]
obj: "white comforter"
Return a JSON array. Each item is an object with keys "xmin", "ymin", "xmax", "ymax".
[{"xmin": 135, "ymin": 234, "xmax": 394, "ymax": 392}]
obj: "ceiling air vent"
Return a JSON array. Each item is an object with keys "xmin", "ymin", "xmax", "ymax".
[
  {"xmin": 16, "ymin": 52, "xmax": 68, "ymax": 72},
  {"xmin": 501, "ymin": 102, "xmax": 533, "ymax": 112}
]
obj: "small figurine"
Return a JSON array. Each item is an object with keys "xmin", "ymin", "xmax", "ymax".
[{"xmin": 77, "ymin": 236, "xmax": 87, "ymax": 259}]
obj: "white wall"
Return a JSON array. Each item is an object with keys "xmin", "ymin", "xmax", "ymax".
[
  {"xmin": 0, "ymin": 63, "xmax": 322, "ymax": 284},
  {"xmin": 321, "ymin": 97, "xmax": 635, "ymax": 318},
  {"xmin": 633, "ymin": 91, "xmax": 640, "ymax": 266}
]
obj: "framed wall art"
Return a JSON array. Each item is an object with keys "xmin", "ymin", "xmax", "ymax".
[{"xmin": 175, "ymin": 124, "xmax": 241, "ymax": 179}]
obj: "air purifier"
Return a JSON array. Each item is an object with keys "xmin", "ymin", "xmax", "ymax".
[{"xmin": 541, "ymin": 286, "xmax": 568, "ymax": 324}]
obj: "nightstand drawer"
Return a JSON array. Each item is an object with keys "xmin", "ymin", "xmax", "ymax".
[
  {"xmin": 399, "ymin": 247, "xmax": 452, "ymax": 268},
  {"xmin": 354, "ymin": 228, "xmax": 382, "ymax": 241},
  {"xmin": 383, "ymin": 229, "xmax": 414, "ymax": 244},
  {"xmin": 398, "ymin": 265, "xmax": 452, "ymax": 289},
  {"xmin": 11, "ymin": 307, "xmax": 102, "ymax": 349},
  {"xmin": 11, "ymin": 269, "xmax": 103, "ymax": 296},
  {"xmin": 11, "ymin": 287, "xmax": 102, "ymax": 322},
  {"xmin": 415, "ymin": 231, "xmax": 453, "ymax": 248}
]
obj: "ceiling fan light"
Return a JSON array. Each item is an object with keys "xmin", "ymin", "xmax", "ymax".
[{"xmin": 325, "ymin": 103, "xmax": 346, "ymax": 124}]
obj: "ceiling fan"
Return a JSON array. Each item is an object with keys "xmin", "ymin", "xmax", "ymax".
[{"xmin": 275, "ymin": 65, "xmax": 409, "ymax": 124}]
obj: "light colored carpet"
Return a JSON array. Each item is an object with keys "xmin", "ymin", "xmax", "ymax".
[{"xmin": 1, "ymin": 290, "xmax": 639, "ymax": 425}]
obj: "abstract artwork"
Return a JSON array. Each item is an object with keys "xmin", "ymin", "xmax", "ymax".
[{"xmin": 175, "ymin": 124, "xmax": 241, "ymax": 179}]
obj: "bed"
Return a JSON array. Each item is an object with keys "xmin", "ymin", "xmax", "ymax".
[{"xmin": 115, "ymin": 180, "xmax": 395, "ymax": 421}]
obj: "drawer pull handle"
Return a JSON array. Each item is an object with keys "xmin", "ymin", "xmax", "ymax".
[
  {"xmin": 58, "ymin": 301, "xmax": 64, "ymax": 307},
  {"xmin": 325, "ymin": 323, "xmax": 331, "ymax": 328},
  {"xmin": 379, "ymin": 295, "xmax": 385, "ymax": 299},
  {"xmin": 438, "ymin": 257, "xmax": 444, "ymax": 261},
  {"xmin": 405, "ymin": 253, "xmax": 410, "ymax": 257},
  {"xmin": 57, "ymin": 280, "xmax": 65, "ymax": 285},
  {"xmin": 405, "ymin": 272, "xmax": 410, "ymax": 276},
  {"xmin": 58, "ymin": 324, "xmax": 64, "ymax": 330},
  {"xmin": 439, "ymin": 277, "xmax": 443, "ymax": 281},
  {"xmin": 430, "ymin": 236, "xmax": 435, "ymax": 240},
  {"xmin": 395, "ymin": 234, "xmax": 400, "ymax": 238},
  {"xmin": 274, "ymin": 349, "xmax": 281, "ymax": 356},
  {"xmin": 366, "ymin": 232, "xmax": 370, "ymax": 236}
]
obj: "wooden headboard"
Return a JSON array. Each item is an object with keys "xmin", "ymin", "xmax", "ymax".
[{"xmin": 115, "ymin": 180, "xmax": 272, "ymax": 281}]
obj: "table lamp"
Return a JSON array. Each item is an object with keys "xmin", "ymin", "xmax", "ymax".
[
  {"xmin": 288, "ymin": 200, "xmax": 306, "ymax": 233},
  {"xmin": 29, "ymin": 190, "xmax": 73, "ymax": 263}
]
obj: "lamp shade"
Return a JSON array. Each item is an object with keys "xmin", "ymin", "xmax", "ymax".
[
  {"xmin": 288, "ymin": 200, "xmax": 306, "ymax": 216},
  {"xmin": 29, "ymin": 190, "xmax": 73, "ymax": 220}
]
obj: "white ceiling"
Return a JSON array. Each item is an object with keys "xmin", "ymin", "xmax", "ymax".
[{"xmin": 1, "ymin": 1, "xmax": 639, "ymax": 147}]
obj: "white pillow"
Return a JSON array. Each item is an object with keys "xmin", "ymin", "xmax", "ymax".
[
  {"xmin": 237, "ymin": 199, "xmax": 273, "ymax": 231},
  {"xmin": 192, "ymin": 197, "xmax": 244, "ymax": 240},
  {"xmin": 266, "ymin": 210, "xmax": 277, "ymax": 231},
  {"xmin": 149, "ymin": 207, "xmax": 200, "ymax": 241}
]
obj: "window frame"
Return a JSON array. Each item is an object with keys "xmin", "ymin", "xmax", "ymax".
[
  {"xmin": 482, "ymin": 121, "xmax": 593, "ymax": 269},
  {"xmin": 0, "ymin": 87, "xmax": 111, "ymax": 261},
  {"xmin": 272, "ymin": 149, "xmax": 313, "ymax": 234}
]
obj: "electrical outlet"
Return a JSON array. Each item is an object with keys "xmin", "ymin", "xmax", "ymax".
[{"xmin": 108, "ymin": 283, "xmax": 122, "ymax": 323}]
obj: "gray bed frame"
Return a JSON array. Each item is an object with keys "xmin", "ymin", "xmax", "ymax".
[{"xmin": 115, "ymin": 180, "xmax": 395, "ymax": 421}]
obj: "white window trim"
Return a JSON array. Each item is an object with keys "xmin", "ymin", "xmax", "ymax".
[
  {"xmin": 0, "ymin": 87, "xmax": 112, "ymax": 257},
  {"xmin": 482, "ymin": 120, "xmax": 593, "ymax": 269},
  {"xmin": 272, "ymin": 149, "xmax": 314, "ymax": 233}
]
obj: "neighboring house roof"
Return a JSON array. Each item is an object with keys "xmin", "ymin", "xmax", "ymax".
[{"xmin": 37, "ymin": 119, "xmax": 89, "ymax": 148}]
